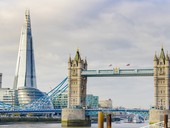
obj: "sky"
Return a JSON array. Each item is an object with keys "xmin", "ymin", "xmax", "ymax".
[{"xmin": 1, "ymin": 0, "xmax": 170, "ymax": 109}]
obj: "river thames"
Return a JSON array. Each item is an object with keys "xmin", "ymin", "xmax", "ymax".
[{"xmin": 1, "ymin": 122, "xmax": 148, "ymax": 128}]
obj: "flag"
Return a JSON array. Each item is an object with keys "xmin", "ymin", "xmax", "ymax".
[{"xmin": 126, "ymin": 64, "xmax": 130, "ymax": 66}]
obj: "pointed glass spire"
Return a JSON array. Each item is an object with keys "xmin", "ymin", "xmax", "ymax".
[
  {"xmin": 13, "ymin": 10, "xmax": 37, "ymax": 90},
  {"xmin": 25, "ymin": 10, "xmax": 31, "ymax": 28}
]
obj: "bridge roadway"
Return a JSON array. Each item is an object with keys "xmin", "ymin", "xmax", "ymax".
[
  {"xmin": 0, "ymin": 109, "xmax": 149, "ymax": 115},
  {"xmin": 81, "ymin": 68, "xmax": 154, "ymax": 77}
]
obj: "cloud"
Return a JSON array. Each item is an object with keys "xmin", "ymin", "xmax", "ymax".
[{"xmin": 1, "ymin": 0, "xmax": 170, "ymax": 108}]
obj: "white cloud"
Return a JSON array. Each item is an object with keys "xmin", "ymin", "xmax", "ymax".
[{"xmin": 1, "ymin": 0, "xmax": 170, "ymax": 108}]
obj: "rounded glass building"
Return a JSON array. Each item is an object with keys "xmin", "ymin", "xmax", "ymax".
[{"xmin": 17, "ymin": 87, "xmax": 54, "ymax": 110}]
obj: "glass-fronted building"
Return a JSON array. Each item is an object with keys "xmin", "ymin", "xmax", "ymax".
[
  {"xmin": 0, "ymin": 88, "xmax": 16, "ymax": 107},
  {"xmin": 17, "ymin": 87, "xmax": 44, "ymax": 105},
  {"xmin": 18, "ymin": 87, "xmax": 53, "ymax": 110},
  {"xmin": 86, "ymin": 94, "xmax": 99, "ymax": 109},
  {"xmin": 52, "ymin": 91, "xmax": 68, "ymax": 109}
]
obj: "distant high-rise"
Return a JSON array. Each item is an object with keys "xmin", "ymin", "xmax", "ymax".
[{"xmin": 13, "ymin": 10, "xmax": 37, "ymax": 90}]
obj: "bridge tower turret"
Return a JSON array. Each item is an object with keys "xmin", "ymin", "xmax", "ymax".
[
  {"xmin": 154, "ymin": 47, "xmax": 170, "ymax": 110},
  {"xmin": 150, "ymin": 47, "xmax": 170, "ymax": 123},
  {"xmin": 68, "ymin": 49, "xmax": 87, "ymax": 108},
  {"xmin": 62, "ymin": 50, "xmax": 90, "ymax": 127}
]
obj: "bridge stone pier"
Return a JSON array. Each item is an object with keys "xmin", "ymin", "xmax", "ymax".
[
  {"xmin": 62, "ymin": 49, "xmax": 90, "ymax": 127},
  {"xmin": 149, "ymin": 47, "xmax": 170, "ymax": 123}
]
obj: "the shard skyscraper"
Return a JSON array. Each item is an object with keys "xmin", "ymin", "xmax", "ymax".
[{"xmin": 13, "ymin": 10, "xmax": 37, "ymax": 90}]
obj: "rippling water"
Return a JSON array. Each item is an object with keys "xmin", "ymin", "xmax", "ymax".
[{"xmin": 0, "ymin": 122, "xmax": 148, "ymax": 128}]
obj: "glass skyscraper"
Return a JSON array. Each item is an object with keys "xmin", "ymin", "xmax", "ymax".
[{"xmin": 13, "ymin": 10, "xmax": 36, "ymax": 90}]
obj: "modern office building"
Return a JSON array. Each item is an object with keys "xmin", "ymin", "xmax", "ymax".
[
  {"xmin": 86, "ymin": 94, "xmax": 98, "ymax": 109},
  {"xmin": 17, "ymin": 87, "xmax": 45, "ymax": 105},
  {"xmin": 99, "ymin": 99, "xmax": 112, "ymax": 109},
  {"xmin": 0, "ymin": 88, "xmax": 16, "ymax": 106},
  {"xmin": 52, "ymin": 91, "xmax": 68, "ymax": 109},
  {"xmin": 0, "ymin": 74, "xmax": 18, "ymax": 108},
  {"xmin": 13, "ymin": 10, "xmax": 36, "ymax": 90},
  {"xmin": 51, "ymin": 90, "xmax": 98, "ymax": 109}
]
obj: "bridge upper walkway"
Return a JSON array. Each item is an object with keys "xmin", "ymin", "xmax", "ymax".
[{"xmin": 81, "ymin": 68, "xmax": 154, "ymax": 77}]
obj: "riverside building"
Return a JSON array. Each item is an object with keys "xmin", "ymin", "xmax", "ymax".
[
  {"xmin": 52, "ymin": 91, "xmax": 68, "ymax": 109},
  {"xmin": 86, "ymin": 94, "xmax": 98, "ymax": 109},
  {"xmin": 0, "ymin": 88, "xmax": 16, "ymax": 106},
  {"xmin": 99, "ymin": 99, "xmax": 112, "ymax": 109},
  {"xmin": 0, "ymin": 74, "xmax": 18, "ymax": 107}
]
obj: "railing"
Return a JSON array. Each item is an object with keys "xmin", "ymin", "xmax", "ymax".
[{"xmin": 140, "ymin": 121, "xmax": 164, "ymax": 128}]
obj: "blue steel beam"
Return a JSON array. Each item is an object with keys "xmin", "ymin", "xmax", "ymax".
[
  {"xmin": 0, "ymin": 109, "xmax": 61, "ymax": 114},
  {"xmin": 0, "ymin": 109, "xmax": 148, "ymax": 115},
  {"xmin": 85, "ymin": 109, "xmax": 149, "ymax": 113},
  {"xmin": 85, "ymin": 109, "xmax": 149, "ymax": 118},
  {"xmin": 81, "ymin": 69, "xmax": 154, "ymax": 77}
]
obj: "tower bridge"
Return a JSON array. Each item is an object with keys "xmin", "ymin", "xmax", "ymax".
[
  {"xmin": 1, "ymin": 10, "xmax": 169, "ymax": 127},
  {"xmin": 66, "ymin": 49, "xmax": 155, "ymax": 109},
  {"xmin": 62, "ymin": 47, "xmax": 170, "ymax": 126}
]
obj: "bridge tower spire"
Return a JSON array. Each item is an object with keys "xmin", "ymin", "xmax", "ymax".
[{"xmin": 68, "ymin": 49, "xmax": 87, "ymax": 108}]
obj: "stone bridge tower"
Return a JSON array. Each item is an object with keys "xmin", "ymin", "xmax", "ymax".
[
  {"xmin": 154, "ymin": 47, "xmax": 170, "ymax": 110},
  {"xmin": 62, "ymin": 50, "xmax": 90, "ymax": 127},
  {"xmin": 68, "ymin": 49, "xmax": 87, "ymax": 108},
  {"xmin": 150, "ymin": 47, "xmax": 170, "ymax": 123}
]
